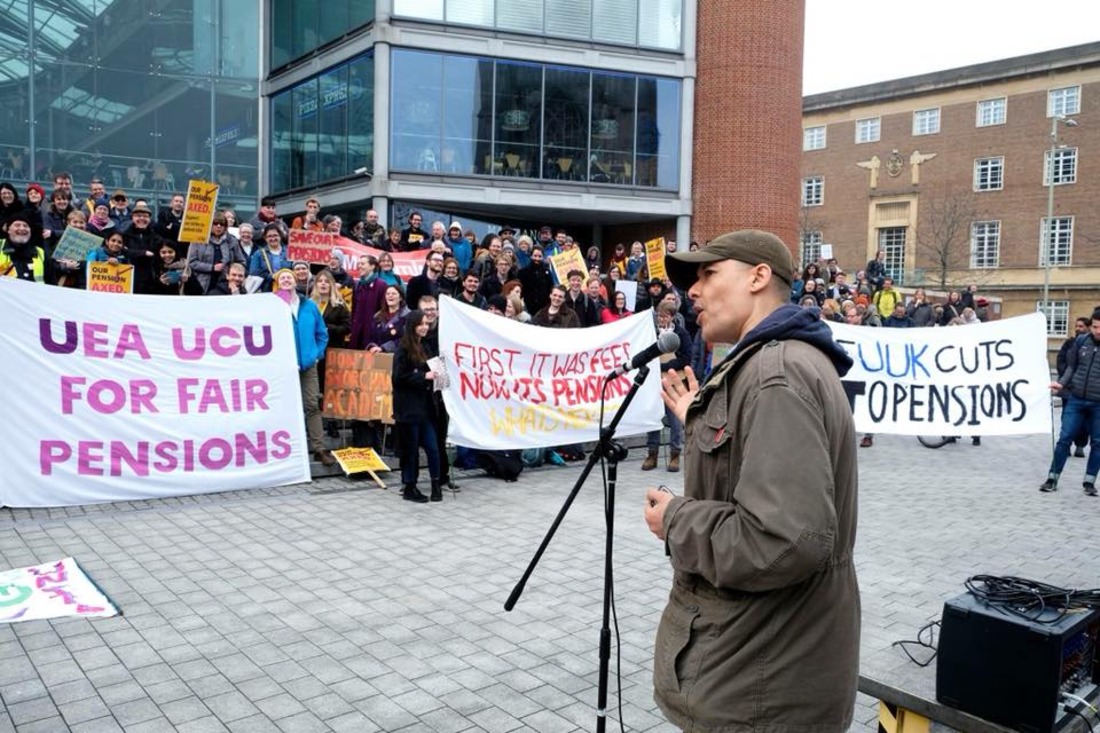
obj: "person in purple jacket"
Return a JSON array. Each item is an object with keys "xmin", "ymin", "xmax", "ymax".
[{"xmin": 348, "ymin": 255, "xmax": 388, "ymax": 349}]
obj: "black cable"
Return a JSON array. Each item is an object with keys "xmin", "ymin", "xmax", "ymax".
[
  {"xmin": 599, "ymin": 376, "xmax": 627, "ymax": 733},
  {"xmin": 964, "ymin": 575, "xmax": 1100, "ymax": 625},
  {"xmin": 1063, "ymin": 706, "xmax": 1096, "ymax": 733},
  {"xmin": 892, "ymin": 619, "xmax": 940, "ymax": 667}
]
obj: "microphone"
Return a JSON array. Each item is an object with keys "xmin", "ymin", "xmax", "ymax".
[{"xmin": 607, "ymin": 330, "xmax": 680, "ymax": 379}]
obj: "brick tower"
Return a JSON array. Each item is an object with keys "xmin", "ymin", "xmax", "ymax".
[{"xmin": 693, "ymin": 0, "xmax": 804, "ymax": 252}]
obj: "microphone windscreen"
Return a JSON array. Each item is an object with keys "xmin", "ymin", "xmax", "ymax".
[{"xmin": 657, "ymin": 330, "xmax": 680, "ymax": 354}]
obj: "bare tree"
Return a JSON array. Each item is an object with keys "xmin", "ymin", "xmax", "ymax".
[
  {"xmin": 914, "ymin": 192, "xmax": 985, "ymax": 290},
  {"xmin": 798, "ymin": 206, "xmax": 827, "ymax": 268}
]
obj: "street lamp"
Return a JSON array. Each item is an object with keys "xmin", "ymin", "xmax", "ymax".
[{"xmin": 1041, "ymin": 115, "xmax": 1078, "ymax": 314}]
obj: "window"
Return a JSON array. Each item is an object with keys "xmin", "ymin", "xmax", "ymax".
[
  {"xmin": 1048, "ymin": 86, "xmax": 1081, "ymax": 118},
  {"xmin": 976, "ymin": 97, "xmax": 1006, "ymax": 127},
  {"xmin": 1044, "ymin": 148, "xmax": 1078, "ymax": 185},
  {"xmin": 803, "ymin": 125, "xmax": 826, "ymax": 151},
  {"xmin": 271, "ymin": 0, "xmax": 375, "ymax": 69},
  {"xmin": 970, "ymin": 221, "xmax": 1000, "ymax": 268},
  {"xmin": 878, "ymin": 227, "xmax": 906, "ymax": 284},
  {"xmin": 800, "ymin": 231, "xmax": 823, "ymax": 266},
  {"xmin": 912, "ymin": 108, "xmax": 940, "ymax": 136},
  {"xmin": 801, "ymin": 176, "xmax": 824, "ymax": 206},
  {"xmin": 1041, "ymin": 217, "xmax": 1073, "ymax": 266},
  {"xmin": 393, "ymin": 0, "xmax": 683, "ymax": 50},
  {"xmin": 1036, "ymin": 300, "xmax": 1070, "ymax": 337},
  {"xmin": 855, "ymin": 118, "xmax": 880, "ymax": 144},
  {"xmin": 974, "ymin": 156, "xmax": 1004, "ymax": 191},
  {"xmin": 387, "ymin": 49, "xmax": 682, "ymax": 189},
  {"xmin": 270, "ymin": 54, "xmax": 374, "ymax": 193}
]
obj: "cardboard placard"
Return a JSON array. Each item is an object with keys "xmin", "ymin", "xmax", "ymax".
[
  {"xmin": 53, "ymin": 228, "xmax": 103, "ymax": 262},
  {"xmin": 549, "ymin": 248, "xmax": 587, "ymax": 284},
  {"xmin": 288, "ymin": 230, "xmax": 337, "ymax": 264},
  {"xmin": 331, "ymin": 447, "xmax": 390, "ymax": 487},
  {"xmin": 645, "ymin": 237, "xmax": 667, "ymax": 281},
  {"xmin": 178, "ymin": 180, "xmax": 220, "ymax": 243},
  {"xmin": 321, "ymin": 349, "xmax": 394, "ymax": 423},
  {"xmin": 86, "ymin": 262, "xmax": 134, "ymax": 294}
]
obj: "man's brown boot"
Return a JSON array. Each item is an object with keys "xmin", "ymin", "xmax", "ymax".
[
  {"xmin": 667, "ymin": 451, "xmax": 680, "ymax": 473},
  {"xmin": 641, "ymin": 450, "xmax": 658, "ymax": 471}
]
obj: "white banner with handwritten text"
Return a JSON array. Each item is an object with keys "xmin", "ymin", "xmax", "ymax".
[
  {"xmin": 826, "ymin": 313, "xmax": 1051, "ymax": 435},
  {"xmin": 0, "ymin": 558, "xmax": 118, "ymax": 623},
  {"xmin": 439, "ymin": 297, "xmax": 662, "ymax": 449}
]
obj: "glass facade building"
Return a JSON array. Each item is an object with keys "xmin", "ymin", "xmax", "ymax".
[
  {"xmin": 270, "ymin": 54, "xmax": 374, "ymax": 193},
  {"xmin": 0, "ymin": 0, "xmax": 260, "ymax": 211},
  {"xmin": 261, "ymin": 0, "xmax": 691, "ymax": 241},
  {"xmin": 389, "ymin": 50, "xmax": 681, "ymax": 189},
  {"xmin": 392, "ymin": 0, "xmax": 682, "ymax": 51},
  {"xmin": 270, "ymin": 0, "xmax": 375, "ymax": 70}
]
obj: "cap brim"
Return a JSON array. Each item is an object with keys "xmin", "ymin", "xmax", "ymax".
[{"xmin": 665, "ymin": 249, "xmax": 724, "ymax": 292}]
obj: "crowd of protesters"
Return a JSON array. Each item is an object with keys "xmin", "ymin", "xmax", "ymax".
[{"xmin": 0, "ymin": 175, "xmax": 704, "ymax": 503}]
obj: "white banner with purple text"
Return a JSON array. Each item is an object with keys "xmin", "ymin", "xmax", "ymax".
[
  {"xmin": 0, "ymin": 278, "xmax": 310, "ymax": 507},
  {"xmin": 0, "ymin": 558, "xmax": 118, "ymax": 623},
  {"xmin": 825, "ymin": 313, "xmax": 1052, "ymax": 435},
  {"xmin": 439, "ymin": 297, "xmax": 663, "ymax": 449}
]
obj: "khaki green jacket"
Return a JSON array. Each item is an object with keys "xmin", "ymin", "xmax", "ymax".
[{"xmin": 655, "ymin": 339, "xmax": 860, "ymax": 732}]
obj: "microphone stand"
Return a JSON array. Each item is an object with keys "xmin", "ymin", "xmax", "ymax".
[{"xmin": 504, "ymin": 363, "xmax": 651, "ymax": 733}]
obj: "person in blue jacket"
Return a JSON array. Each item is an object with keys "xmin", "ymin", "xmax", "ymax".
[
  {"xmin": 274, "ymin": 267, "xmax": 334, "ymax": 467},
  {"xmin": 445, "ymin": 221, "xmax": 471, "ymax": 273}
]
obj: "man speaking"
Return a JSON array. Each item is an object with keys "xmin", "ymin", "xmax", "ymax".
[{"xmin": 643, "ymin": 230, "xmax": 860, "ymax": 731}]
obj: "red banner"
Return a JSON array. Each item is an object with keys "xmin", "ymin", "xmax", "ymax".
[
  {"xmin": 331, "ymin": 237, "xmax": 428, "ymax": 283},
  {"xmin": 286, "ymin": 231, "xmax": 429, "ymax": 282}
]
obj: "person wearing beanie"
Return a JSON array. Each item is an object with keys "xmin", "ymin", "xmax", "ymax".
[
  {"xmin": 445, "ymin": 221, "xmax": 471, "ymax": 272},
  {"xmin": 249, "ymin": 196, "xmax": 288, "ymax": 240},
  {"xmin": 0, "ymin": 212, "xmax": 51, "ymax": 283},
  {"xmin": 86, "ymin": 197, "xmax": 116, "ymax": 237},
  {"xmin": 292, "ymin": 260, "xmax": 312, "ymax": 297},
  {"xmin": 0, "ymin": 182, "xmax": 25, "ymax": 233},
  {"xmin": 24, "ymin": 183, "xmax": 46, "ymax": 220}
]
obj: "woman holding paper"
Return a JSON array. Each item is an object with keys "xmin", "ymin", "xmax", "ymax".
[
  {"xmin": 600, "ymin": 290, "xmax": 633, "ymax": 323},
  {"xmin": 53, "ymin": 209, "xmax": 88, "ymax": 288},
  {"xmin": 392, "ymin": 310, "xmax": 442, "ymax": 503}
]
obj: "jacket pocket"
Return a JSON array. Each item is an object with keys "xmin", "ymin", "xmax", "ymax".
[
  {"xmin": 693, "ymin": 420, "xmax": 732, "ymax": 455},
  {"xmin": 654, "ymin": 599, "xmax": 701, "ymax": 695}
]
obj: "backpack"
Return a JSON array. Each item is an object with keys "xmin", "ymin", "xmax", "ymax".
[{"xmin": 476, "ymin": 450, "xmax": 524, "ymax": 482}]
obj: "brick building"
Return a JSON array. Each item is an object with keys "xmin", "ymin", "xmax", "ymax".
[{"xmin": 801, "ymin": 42, "xmax": 1100, "ymax": 347}]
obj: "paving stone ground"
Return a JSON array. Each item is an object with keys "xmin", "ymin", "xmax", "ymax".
[{"xmin": 1, "ymin": 428, "xmax": 1096, "ymax": 732}]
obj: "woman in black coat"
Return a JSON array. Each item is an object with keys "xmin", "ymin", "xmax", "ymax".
[{"xmin": 392, "ymin": 310, "xmax": 443, "ymax": 503}]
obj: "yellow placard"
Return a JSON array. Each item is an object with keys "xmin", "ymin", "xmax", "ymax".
[
  {"xmin": 178, "ymin": 180, "xmax": 220, "ymax": 243},
  {"xmin": 86, "ymin": 262, "xmax": 134, "ymax": 294},
  {"xmin": 645, "ymin": 237, "xmax": 667, "ymax": 281},
  {"xmin": 549, "ymin": 248, "xmax": 587, "ymax": 284},
  {"xmin": 332, "ymin": 447, "xmax": 390, "ymax": 474}
]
